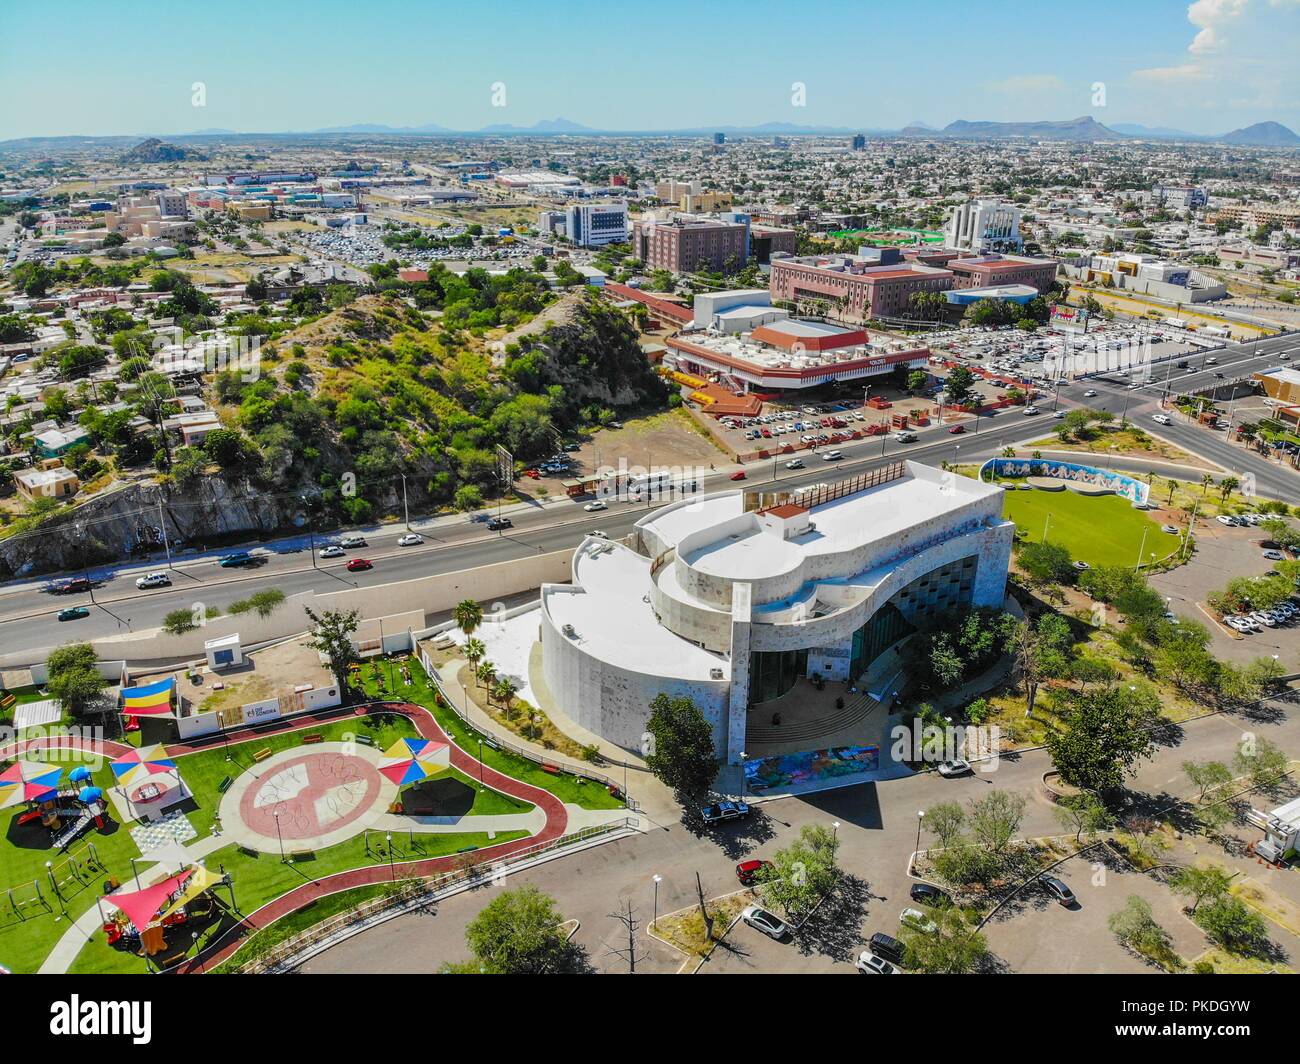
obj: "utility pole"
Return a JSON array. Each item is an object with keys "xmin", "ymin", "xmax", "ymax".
[
  {"xmin": 155, "ymin": 491, "xmax": 173, "ymax": 570},
  {"xmin": 401, "ymin": 473, "xmax": 410, "ymax": 530},
  {"xmin": 695, "ymin": 871, "xmax": 713, "ymax": 941}
]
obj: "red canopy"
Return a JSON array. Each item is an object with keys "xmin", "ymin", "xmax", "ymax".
[{"xmin": 104, "ymin": 869, "xmax": 192, "ymax": 930}]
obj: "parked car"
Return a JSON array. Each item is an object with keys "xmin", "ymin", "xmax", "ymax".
[
  {"xmin": 937, "ymin": 758, "xmax": 972, "ymax": 777},
  {"xmin": 57, "ymin": 607, "xmax": 90, "ymax": 622},
  {"xmin": 135, "ymin": 572, "xmax": 171, "ymax": 589},
  {"xmin": 735, "ymin": 859, "xmax": 773, "ymax": 886},
  {"xmin": 1263, "ymin": 549, "xmax": 1285, "ymax": 561},
  {"xmin": 584, "ymin": 500, "xmax": 608, "ymax": 512},
  {"xmin": 869, "ymin": 932, "xmax": 905, "ymax": 965},
  {"xmin": 345, "ymin": 558, "xmax": 373, "ymax": 572},
  {"xmin": 900, "ymin": 907, "xmax": 939, "ymax": 935},
  {"xmin": 487, "ymin": 517, "xmax": 513, "ymax": 531},
  {"xmin": 700, "ymin": 800, "xmax": 750, "ymax": 825},
  {"xmin": 910, "ymin": 882, "xmax": 950, "ymax": 907},
  {"xmin": 741, "ymin": 905, "xmax": 789, "ymax": 940},
  {"xmin": 319, "ymin": 545, "xmax": 346, "ymax": 558},
  {"xmin": 587, "ymin": 530, "xmax": 608, "ymax": 540},
  {"xmin": 855, "ymin": 951, "xmax": 898, "ymax": 975},
  {"xmin": 1041, "ymin": 875, "xmax": 1077, "ymax": 907},
  {"xmin": 1215, "ymin": 515, "xmax": 1237, "ymax": 526},
  {"xmin": 397, "ymin": 533, "xmax": 424, "ymax": 546}
]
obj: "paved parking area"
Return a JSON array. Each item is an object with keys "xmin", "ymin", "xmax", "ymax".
[{"xmin": 1149, "ymin": 519, "xmax": 1300, "ymax": 666}]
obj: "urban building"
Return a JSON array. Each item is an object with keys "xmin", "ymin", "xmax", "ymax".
[
  {"xmin": 768, "ymin": 255, "xmax": 955, "ymax": 323},
  {"xmin": 632, "ymin": 216, "xmax": 748, "ymax": 274},
  {"xmin": 943, "ymin": 199, "xmax": 1024, "ymax": 253},
  {"xmin": 540, "ymin": 465, "xmax": 1013, "ymax": 762},
  {"xmin": 1150, "ymin": 185, "xmax": 1207, "ymax": 209},
  {"xmin": 13, "ymin": 461, "xmax": 79, "ymax": 502},
  {"xmin": 681, "ymin": 191, "xmax": 734, "ymax": 213},
  {"xmin": 1059, "ymin": 251, "xmax": 1226, "ymax": 302},
  {"xmin": 564, "ymin": 202, "xmax": 628, "ymax": 247},
  {"xmin": 946, "ymin": 253, "xmax": 1058, "ymax": 292}
]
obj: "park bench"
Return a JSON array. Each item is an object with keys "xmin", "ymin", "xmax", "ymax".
[
  {"xmin": 356, "ymin": 734, "xmax": 374, "ymax": 746},
  {"xmin": 216, "ymin": 776, "xmax": 232, "ymax": 793},
  {"xmin": 541, "ymin": 763, "xmax": 561, "ymax": 775},
  {"xmin": 252, "ymin": 748, "xmax": 272, "ymax": 762},
  {"xmin": 302, "ymin": 733, "xmax": 324, "ymax": 744},
  {"xmin": 290, "ymin": 849, "xmax": 314, "ymax": 861}
]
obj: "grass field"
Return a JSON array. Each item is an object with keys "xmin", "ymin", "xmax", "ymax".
[{"xmin": 1000, "ymin": 487, "xmax": 1179, "ymax": 568}]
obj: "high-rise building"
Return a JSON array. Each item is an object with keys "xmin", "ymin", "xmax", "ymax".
[
  {"xmin": 850, "ymin": 133, "xmax": 866, "ymax": 151},
  {"xmin": 564, "ymin": 202, "xmax": 628, "ymax": 247},
  {"xmin": 944, "ymin": 199, "xmax": 1024, "ymax": 253},
  {"xmin": 713, "ymin": 132, "xmax": 726, "ymax": 145},
  {"xmin": 632, "ymin": 216, "xmax": 748, "ymax": 274}
]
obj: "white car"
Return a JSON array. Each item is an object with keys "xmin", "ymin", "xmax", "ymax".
[
  {"xmin": 855, "ymin": 951, "xmax": 898, "ymax": 975},
  {"xmin": 1263, "ymin": 549, "xmax": 1285, "ymax": 561},
  {"xmin": 1216, "ymin": 515, "xmax": 1237, "ymax": 526},
  {"xmin": 339, "ymin": 535, "xmax": 368, "ymax": 548},
  {"xmin": 740, "ymin": 905, "xmax": 789, "ymax": 941},
  {"xmin": 1022, "ymin": 406, "xmax": 1039, "ymax": 416},
  {"xmin": 1083, "ymin": 389, "xmax": 1098, "ymax": 397},
  {"xmin": 900, "ymin": 907, "xmax": 939, "ymax": 935},
  {"xmin": 397, "ymin": 533, "xmax": 424, "ymax": 546},
  {"xmin": 822, "ymin": 450, "xmax": 844, "ymax": 461},
  {"xmin": 319, "ymin": 545, "xmax": 346, "ymax": 558},
  {"xmin": 1152, "ymin": 414, "xmax": 1172, "ymax": 425},
  {"xmin": 937, "ymin": 759, "xmax": 972, "ymax": 777},
  {"xmin": 583, "ymin": 500, "xmax": 608, "ymax": 512},
  {"xmin": 135, "ymin": 571, "xmax": 171, "ymax": 589},
  {"xmin": 785, "ymin": 458, "xmax": 804, "ymax": 469}
]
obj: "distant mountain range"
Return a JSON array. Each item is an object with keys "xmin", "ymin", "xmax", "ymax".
[{"xmin": 3, "ymin": 117, "xmax": 1298, "ymax": 150}]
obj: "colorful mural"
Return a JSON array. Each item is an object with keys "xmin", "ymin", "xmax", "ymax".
[
  {"xmin": 744, "ymin": 744, "xmax": 880, "ymax": 792},
  {"xmin": 979, "ymin": 457, "xmax": 1150, "ymax": 507}
]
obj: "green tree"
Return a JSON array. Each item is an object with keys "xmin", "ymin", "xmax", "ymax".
[
  {"xmin": 1194, "ymin": 896, "xmax": 1268, "ymax": 956},
  {"xmin": 1233, "ymin": 737, "xmax": 1289, "ymax": 789},
  {"xmin": 1108, "ymin": 895, "xmax": 1179, "ymax": 968},
  {"xmin": 1183, "ymin": 760, "xmax": 1233, "ymax": 803},
  {"xmin": 1045, "ymin": 684, "xmax": 1159, "ymax": 794},
  {"xmin": 757, "ymin": 824, "xmax": 840, "ymax": 918},
  {"xmin": 968, "ymin": 790, "xmax": 1026, "ymax": 854},
  {"xmin": 1169, "ymin": 865, "xmax": 1233, "ymax": 914},
  {"xmin": 453, "ymin": 599, "xmax": 483, "ymax": 636},
  {"xmin": 44, "ymin": 642, "xmax": 107, "ymax": 718},
  {"xmin": 922, "ymin": 802, "xmax": 966, "ymax": 849},
  {"xmin": 303, "ymin": 606, "xmax": 361, "ymax": 694},
  {"xmin": 901, "ymin": 905, "xmax": 989, "ymax": 974},
  {"xmin": 1053, "ymin": 792, "xmax": 1113, "ymax": 842},
  {"xmin": 1016, "ymin": 539, "xmax": 1075, "ymax": 586},
  {"xmin": 445, "ymin": 885, "xmax": 574, "ymax": 974},
  {"xmin": 644, "ymin": 692, "xmax": 719, "ymax": 797}
]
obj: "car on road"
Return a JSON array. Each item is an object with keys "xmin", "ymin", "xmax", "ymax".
[
  {"xmin": 822, "ymin": 450, "xmax": 843, "ymax": 461},
  {"xmin": 319, "ymin": 545, "xmax": 346, "ymax": 558},
  {"xmin": 937, "ymin": 758, "xmax": 972, "ymax": 777},
  {"xmin": 1264, "ymin": 549, "xmax": 1286, "ymax": 561},
  {"xmin": 1083, "ymin": 389, "xmax": 1098, "ymax": 397},
  {"xmin": 700, "ymin": 800, "xmax": 750, "ymax": 825},
  {"xmin": 51, "ymin": 577, "xmax": 91, "ymax": 594},
  {"xmin": 910, "ymin": 882, "xmax": 950, "ymax": 907},
  {"xmin": 57, "ymin": 607, "xmax": 90, "ymax": 622},
  {"xmin": 1022, "ymin": 406, "xmax": 1040, "ymax": 416},
  {"xmin": 587, "ymin": 530, "xmax": 608, "ymax": 540},
  {"xmin": 487, "ymin": 517, "xmax": 513, "ymax": 531},
  {"xmin": 868, "ymin": 932, "xmax": 905, "ymax": 966},
  {"xmin": 218, "ymin": 552, "xmax": 252, "ymax": 568},
  {"xmin": 730, "ymin": 471, "xmax": 747, "ymax": 481},
  {"xmin": 736, "ymin": 858, "xmax": 773, "ymax": 886},
  {"xmin": 340, "ymin": 535, "xmax": 368, "ymax": 549},
  {"xmin": 785, "ymin": 458, "xmax": 804, "ymax": 469},
  {"xmin": 397, "ymin": 533, "xmax": 424, "ymax": 546},
  {"xmin": 345, "ymin": 558, "xmax": 373, "ymax": 572},
  {"xmin": 135, "ymin": 572, "xmax": 171, "ymax": 589},
  {"xmin": 740, "ymin": 905, "xmax": 789, "ymax": 941},
  {"xmin": 894, "ymin": 431, "xmax": 917, "ymax": 443},
  {"xmin": 855, "ymin": 951, "xmax": 898, "ymax": 974},
  {"xmin": 1152, "ymin": 413, "xmax": 1172, "ymax": 425},
  {"xmin": 1041, "ymin": 875, "xmax": 1077, "ymax": 907},
  {"xmin": 583, "ymin": 500, "xmax": 608, "ymax": 512}
]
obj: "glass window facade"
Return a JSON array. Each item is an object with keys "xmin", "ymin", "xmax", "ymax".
[{"xmin": 749, "ymin": 647, "xmax": 809, "ymax": 705}]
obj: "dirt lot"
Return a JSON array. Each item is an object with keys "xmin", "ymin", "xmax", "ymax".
[{"xmin": 571, "ymin": 409, "xmax": 725, "ymax": 479}]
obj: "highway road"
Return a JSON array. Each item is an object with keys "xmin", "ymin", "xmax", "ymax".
[
  {"xmin": 0, "ymin": 407, "xmax": 1058, "ymax": 654},
  {"xmin": 4, "ymin": 329, "xmax": 1293, "ymax": 657}
]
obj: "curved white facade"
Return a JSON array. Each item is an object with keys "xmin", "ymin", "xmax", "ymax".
[{"xmin": 541, "ymin": 462, "xmax": 1013, "ymax": 763}]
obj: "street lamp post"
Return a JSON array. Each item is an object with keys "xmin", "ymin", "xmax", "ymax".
[
  {"xmin": 652, "ymin": 874, "xmax": 662, "ymax": 931},
  {"xmin": 273, "ymin": 810, "xmax": 285, "ymax": 862},
  {"xmin": 386, "ymin": 832, "xmax": 395, "ymax": 881},
  {"xmin": 914, "ymin": 811, "xmax": 925, "ymax": 875}
]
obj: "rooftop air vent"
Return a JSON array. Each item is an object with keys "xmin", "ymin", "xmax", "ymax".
[{"xmin": 562, "ymin": 624, "xmax": 577, "ymax": 638}]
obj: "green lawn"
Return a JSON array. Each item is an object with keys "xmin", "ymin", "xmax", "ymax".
[
  {"xmin": 358, "ymin": 659, "xmax": 627, "ymax": 811},
  {"xmin": 1000, "ymin": 487, "xmax": 1179, "ymax": 568}
]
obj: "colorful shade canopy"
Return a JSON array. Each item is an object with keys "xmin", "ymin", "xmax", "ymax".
[
  {"xmin": 103, "ymin": 869, "xmax": 192, "ymax": 930},
  {"xmin": 0, "ymin": 761, "xmax": 63, "ymax": 808},
  {"xmin": 377, "ymin": 737, "xmax": 450, "ymax": 787},
  {"xmin": 68, "ymin": 765, "xmax": 94, "ymax": 783},
  {"xmin": 159, "ymin": 864, "xmax": 225, "ymax": 920},
  {"xmin": 119, "ymin": 677, "xmax": 175, "ymax": 718},
  {"xmin": 78, "ymin": 786, "xmax": 103, "ymax": 803},
  {"xmin": 110, "ymin": 744, "xmax": 177, "ymax": 788}
]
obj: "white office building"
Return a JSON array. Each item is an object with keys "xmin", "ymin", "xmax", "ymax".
[
  {"xmin": 944, "ymin": 199, "xmax": 1023, "ymax": 253},
  {"xmin": 564, "ymin": 202, "xmax": 628, "ymax": 247},
  {"xmin": 540, "ymin": 464, "xmax": 1013, "ymax": 764}
]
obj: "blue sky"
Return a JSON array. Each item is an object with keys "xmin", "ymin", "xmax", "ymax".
[{"xmin": 2, "ymin": 0, "xmax": 1297, "ymax": 139}]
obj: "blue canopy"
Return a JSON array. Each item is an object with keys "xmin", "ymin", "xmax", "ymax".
[
  {"xmin": 68, "ymin": 765, "xmax": 94, "ymax": 783},
  {"xmin": 78, "ymin": 786, "xmax": 103, "ymax": 803}
]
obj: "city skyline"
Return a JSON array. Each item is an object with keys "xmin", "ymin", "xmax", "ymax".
[{"xmin": 3, "ymin": 0, "xmax": 1298, "ymax": 141}]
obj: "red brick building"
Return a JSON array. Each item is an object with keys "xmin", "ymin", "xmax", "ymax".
[
  {"xmin": 947, "ymin": 254, "xmax": 1058, "ymax": 292},
  {"xmin": 632, "ymin": 217, "xmax": 748, "ymax": 274},
  {"xmin": 768, "ymin": 256, "xmax": 954, "ymax": 323}
]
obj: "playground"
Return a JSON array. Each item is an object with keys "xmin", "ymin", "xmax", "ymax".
[{"xmin": 0, "ymin": 655, "xmax": 632, "ymax": 974}]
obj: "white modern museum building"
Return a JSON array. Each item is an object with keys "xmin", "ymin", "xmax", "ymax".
[{"xmin": 540, "ymin": 462, "xmax": 1014, "ymax": 765}]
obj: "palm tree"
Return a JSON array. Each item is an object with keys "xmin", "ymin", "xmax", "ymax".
[
  {"xmin": 1219, "ymin": 476, "xmax": 1239, "ymax": 502},
  {"xmin": 1200, "ymin": 472, "xmax": 1214, "ymax": 496},
  {"xmin": 1166, "ymin": 478, "xmax": 1178, "ymax": 505},
  {"xmin": 493, "ymin": 676, "xmax": 519, "ymax": 719},
  {"xmin": 463, "ymin": 637, "xmax": 485, "ymax": 674},
  {"xmin": 475, "ymin": 659, "xmax": 496, "ymax": 693},
  {"xmin": 453, "ymin": 599, "xmax": 483, "ymax": 637}
]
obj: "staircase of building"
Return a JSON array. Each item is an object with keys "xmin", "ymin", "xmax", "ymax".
[{"xmin": 745, "ymin": 688, "xmax": 882, "ymax": 747}]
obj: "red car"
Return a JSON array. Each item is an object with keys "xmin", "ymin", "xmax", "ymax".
[
  {"xmin": 730, "ymin": 470, "xmax": 747, "ymax": 481},
  {"xmin": 948, "ymin": 424, "xmax": 966, "ymax": 434},
  {"xmin": 346, "ymin": 558, "xmax": 373, "ymax": 572},
  {"xmin": 736, "ymin": 859, "xmax": 773, "ymax": 886}
]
